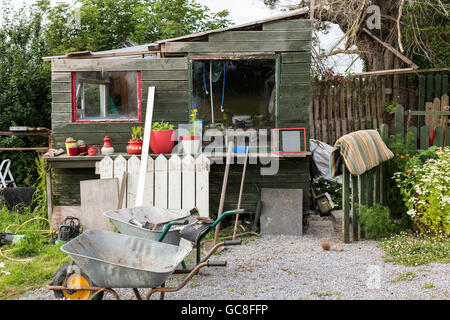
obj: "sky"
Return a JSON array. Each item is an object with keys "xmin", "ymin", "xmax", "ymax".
[{"xmin": 3, "ymin": 0, "xmax": 362, "ymax": 74}]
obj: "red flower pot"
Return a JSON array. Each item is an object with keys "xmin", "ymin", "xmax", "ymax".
[
  {"xmin": 79, "ymin": 146, "xmax": 88, "ymax": 153},
  {"xmin": 68, "ymin": 146, "xmax": 80, "ymax": 156},
  {"xmin": 150, "ymin": 130, "xmax": 175, "ymax": 154},
  {"xmin": 127, "ymin": 140, "xmax": 143, "ymax": 154}
]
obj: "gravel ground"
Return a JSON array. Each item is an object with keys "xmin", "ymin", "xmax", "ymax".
[{"xmin": 19, "ymin": 228, "xmax": 449, "ymax": 300}]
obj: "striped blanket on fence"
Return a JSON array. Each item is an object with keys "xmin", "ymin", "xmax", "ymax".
[{"xmin": 330, "ymin": 130, "xmax": 394, "ymax": 177}]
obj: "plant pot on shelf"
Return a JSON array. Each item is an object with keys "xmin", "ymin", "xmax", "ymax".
[
  {"xmin": 150, "ymin": 129, "xmax": 175, "ymax": 154},
  {"xmin": 181, "ymin": 136, "xmax": 201, "ymax": 155},
  {"xmin": 65, "ymin": 138, "xmax": 76, "ymax": 155},
  {"xmin": 127, "ymin": 140, "xmax": 143, "ymax": 154},
  {"xmin": 67, "ymin": 143, "xmax": 80, "ymax": 156}
]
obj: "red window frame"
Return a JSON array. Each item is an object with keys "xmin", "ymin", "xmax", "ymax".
[{"xmin": 71, "ymin": 71, "xmax": 142, "ymax": 123}]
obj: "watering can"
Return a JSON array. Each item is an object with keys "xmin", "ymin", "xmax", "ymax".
[{"xmin": 88, "ymin": 145, "xmax": 100, "ymax": 156}]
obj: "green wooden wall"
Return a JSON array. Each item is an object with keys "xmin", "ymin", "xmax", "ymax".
[
  {"xmin": 50, "ymin": 18, "xmax": 312, "ymax": 212},
  {"xmin": 51, "ymin": 57, "xmax": 189, "ymax": 151}
]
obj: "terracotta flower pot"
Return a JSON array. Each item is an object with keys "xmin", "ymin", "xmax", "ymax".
[
  {"xmin": 181, "ymin": 136, "xmax": 201, "ymax": 155},
  {"xmin": 127, "ymin": 140, "xmax": 143, "ymax": 154},
  {"xmin": 150, "ymin": 129, "xmax": 175, "ymax": 154}
]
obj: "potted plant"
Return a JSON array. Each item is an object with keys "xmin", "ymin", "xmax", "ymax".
[
  {"xmin": 67, "ymin": 142, "xmax": 80, "ymax": 156},
  {"xmin": 65, "ymin": 137, "xmax": 76, "ymax": 155},
  {"xmin": 180, "ymin": 108, "xmax": 201, "ymax": 155},
  {"xmin": 126, "ymin": 126, "xmax": 143, "ymax": 154},
  {"xmin": 150, "ymin": 121, "xmax": 175, "ymax": 154},
  {"xmin": 77, "ymin": 140, "xmax": 88, "ymax": 153}
]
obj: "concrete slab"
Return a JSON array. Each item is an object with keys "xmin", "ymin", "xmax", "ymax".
[{"xmin": 260, "ymin": 188, "xmax": 303, "ymax": 236}]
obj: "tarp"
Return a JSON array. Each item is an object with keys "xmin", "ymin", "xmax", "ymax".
[
  {"xmin": 330, "ymin": 130, "xmax": 394, "ymax": 177},
  {"xmin": 310, "ymin": 139, "xmax": 342, "ymax": 184}
]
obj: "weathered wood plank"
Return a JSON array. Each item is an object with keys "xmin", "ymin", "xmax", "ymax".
[
  {"xmin": 52, "ymin": 92, "xmax": 72, "ymax": 103},
  {"xmin": 418, "ymin": 75, "xmax": 426, "ymax": 129},
  {"xmin": 209, "ymin": 30, "xmax": 311, "ymax": 41},
  {"xmin": 52, "ymin": 103, "xmax": 72, "ymax": 113},
  {"xmin": 351, "ymin": 175, "xmax": 359, "ymax": 241},
  {"xmin": 113, "ymin": 155, "xmax": 127, "ymax": 208},
  {"xmin": 182, "ymin": 154, "xmax": 196, "ymax": 210},
  {"xmin": 420, "ymin": 125, "xmax": 430, "ymax": 149},
  {"xmin": 281, "ymin": 52, "xmax": 311, "ymax": 64},
  {"xmin": 154, "ymin": 154, "xmax": 168, "ymax": 208},
  {"xmin": 52, "ymin": 72, "xmax": 72, "ymax": 82},
  {"xmin": 164, "ymin": 40, "xmax": 311, "ymax": 53},
  {"xmin": 99, "ymin": 156, "xmax": 113, "ymax": 179},
  {"xmin": 141, "ymin": 80, "xmax": 188, "ymax": 91},
  {"xmin": 51, "ymin": 82, "xmax": 72, "ymax": 93},
  {"xmin": 141, "ymin": 70, "xmax": 187, "ymax": 81},
  {"xmin": 263, "ymin": 19, "xmax": 312, "ymax": 30},
  {"xmin": 195, "ymin": 154, "xmax": 210, "ymax": 217},
  {"xmin": 280, "ymin": 73, "xmax": 310, "ymax": 83},
  {"xmin": 280, "ymin": 62, "xmax": 310, "ymax": 74},
  {"xmin": 168, "ymin": 154, "xmax": 182, "ymax": 209},
  {"xmin": 126, "ymin": 155, "xmax": 140, "ymax": 208},
  {"xmin": 434, "ymin": 126, "xmax": 444, "ymax": 147},
  {"xmin": 342, "ymin": 164, "xmax": 350, "ymax": 243},
  {"xmin": 52, "ymin": 57, "xmax": 188, "ymax": 72}
]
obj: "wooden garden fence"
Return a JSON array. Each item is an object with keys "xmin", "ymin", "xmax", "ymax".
[
  {"xmin": 97, "ymin": 154, "xmax": 210, "ymax": 217},
  {"xmin": 341, "ymin": 94, "xmax": 450, "ymax": 243},
  {"xmin": 310, "ymin": 72, "xmax": 449, "ymax": 146}
]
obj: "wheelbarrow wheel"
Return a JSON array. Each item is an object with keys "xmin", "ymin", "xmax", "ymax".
[{"xmin": 52, "ymin": 262, "xmax": 104, "ymax": 300}]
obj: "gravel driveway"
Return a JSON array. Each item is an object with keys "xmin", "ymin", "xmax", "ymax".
[{"xmin": 20, "ymin": 227, "xmax": 449, "ymax": 300}]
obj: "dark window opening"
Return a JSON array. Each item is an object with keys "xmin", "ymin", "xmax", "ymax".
[{"xmin": 191, "ymin": 59, "xmax": 276, "ymax": 128}]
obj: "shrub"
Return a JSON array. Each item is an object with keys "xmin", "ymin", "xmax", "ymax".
[
  {"xmin": 394, "ymin": 146, "xmax": 450, "ymax": 235},
  {"xmin": 359, "ymin": 205, "xmax": 400, "ymax": 239}
]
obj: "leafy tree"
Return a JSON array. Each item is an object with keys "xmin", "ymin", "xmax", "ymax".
[
  {"xmin": 0, "ymin": 0, "xmax": 231, "ymax": 185},
  {"xmin": 44, "ymin": 0, "xmax": 232, "ymax": 55},
  {"xmin": 0, "ymin": 0, "xmax": 51, "ymax": 185}
]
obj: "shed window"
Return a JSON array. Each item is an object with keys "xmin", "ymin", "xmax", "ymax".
[
  {"xmin": 72, "ymin": 71, "xmax": 141, "ymax": 122},
  {"xmin": 191, "ymin": 59, "xmax": 277, "ymax": 128}
]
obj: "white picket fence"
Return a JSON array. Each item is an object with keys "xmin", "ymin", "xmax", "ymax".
[{"xmin": 98, "ymin": 154, "xmax": 210, "ymax": 217}]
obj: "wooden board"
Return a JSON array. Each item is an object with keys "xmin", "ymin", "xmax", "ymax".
[
  {"xmin": 80, "ymin": 178, "xmax": 118, "ymax": 231},
  {"xmin": 182, "ymin": 154, "xmax": 196, "ymax": 210}
]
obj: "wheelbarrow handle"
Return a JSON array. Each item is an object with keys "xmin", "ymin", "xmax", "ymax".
[
  {"xmin": 224, "ymin": 240, "xmax": 242, "ymax": 246},
  {"xmin": 157, "ymin": 221, "xmax": 183, "ymax": 242},
  {"xmin": 207, "ymin": 261, "xmax": 227, "ymax": 267}
]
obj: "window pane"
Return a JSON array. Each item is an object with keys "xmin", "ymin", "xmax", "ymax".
[
  {"xmin": 75, "ymin": 71, "xmax": 139, "ymax": 121},
  {"xmin": 191, "ymin": 59, "xmax": 276, "ymax": 128}
]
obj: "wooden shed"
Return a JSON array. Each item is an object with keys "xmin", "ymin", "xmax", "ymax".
[{"xmin": 44, "ymin": 9, "xmax": 313, "ymax": 223}]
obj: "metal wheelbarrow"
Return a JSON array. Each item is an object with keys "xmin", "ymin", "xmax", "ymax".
[
  {"xmin": 103, "ymin": 206, "xmax": 198, "ymax": 246},
  {"xmin": 105, "ymin": 207, "xmax": 246, "ymax": 273},
  {"xmin": 46, "ymin": 210, "xmax": 244, "ymax": 300}
]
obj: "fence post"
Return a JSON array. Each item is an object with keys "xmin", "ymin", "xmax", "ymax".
[
  {"xmin": 351, "ymin": 174, "xmax": 359, "ymax": 241},
  {"xmin": 359, "ymin": 172, "xmax": 368, "ymax": 239},
  {"xmin": 420, "ymin": 125, "xmax": 430, "ymax": 149},
  {"xmin": 375, "ymin": 166, "xmax": 381, "ymax": 204},
  {"xmin": 342, "ymin": 164, "xmax": 350, "ymax": 243},
  {"xmin": 367, "ymin": 169, "xmax": 374, "ymax": 207},
  {"xmin": 394, "ymin": 104, "xmax": 404, "ymax": 137}
]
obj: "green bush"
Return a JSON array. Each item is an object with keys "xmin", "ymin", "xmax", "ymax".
[
  {"xmin": 359, "ymin": 205, "xmax": 400, "ymax": 240},
  {"xmin": 394, "ymin": 146, "xmax": 450, "ymax": 235}
]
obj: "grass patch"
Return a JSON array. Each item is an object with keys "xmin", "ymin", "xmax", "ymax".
[
  {"xmin": 379, "ymin": 231, "xmax": 450, "ymax": 266},
  {"xmin": 392, "ymin": 272, "xmax": 417, "ymax": 283},
  {"xmin": 0, "ymin": 207, "xmax": 69, "ymax": 300},
  {"xmin": 422, "ymin": 283, "xmax": 435, "ymax": 289},
  {"xmin": 310, "ymin": 291, "xmax": 341, "ymax": 299}
]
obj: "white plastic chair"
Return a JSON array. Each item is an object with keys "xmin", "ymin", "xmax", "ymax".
[{"xmin": 0, "ymin": 159, "xmax": 16, "ymax": 188}]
